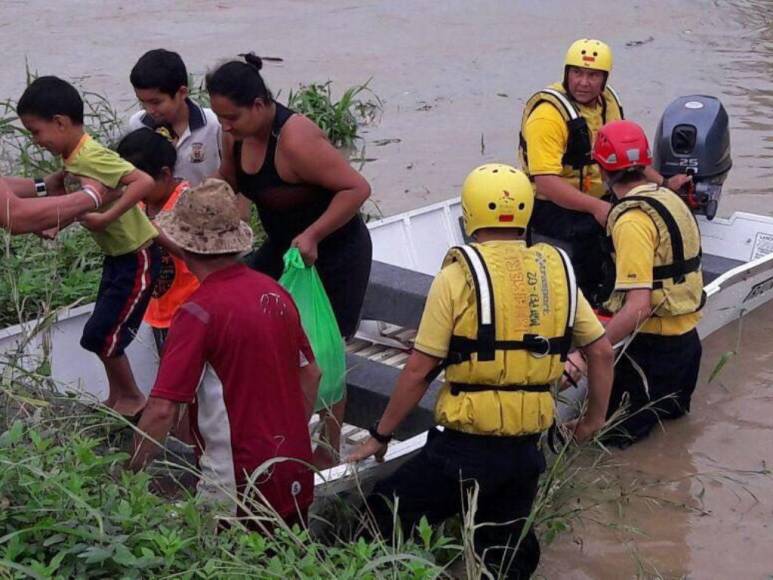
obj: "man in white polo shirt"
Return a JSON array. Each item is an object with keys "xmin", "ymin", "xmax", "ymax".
[{"xmin": 128, "ymin": 49, "xmax": 221, "ymax": 186}]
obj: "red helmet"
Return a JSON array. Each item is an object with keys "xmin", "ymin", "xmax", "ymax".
[{"xmin": 592, "ymin": 120, "xmax": 653, "ymax": 172}]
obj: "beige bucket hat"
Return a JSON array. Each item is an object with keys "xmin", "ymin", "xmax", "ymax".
[{"xmin": 155, "ymin": 178, "xmax": 253, "ymax": 255}]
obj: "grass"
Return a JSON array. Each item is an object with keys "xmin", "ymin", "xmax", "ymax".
[
  {"xmin": 287, "ymin": 80, "xmax": 382, "ymax": 149},
  {"xmin": 0, "ymin": 312, "xmax": 459, "ymax": 579},
  {"xmin": 0, "ymin": 410, "xmax": 455, "ymax": 578}
]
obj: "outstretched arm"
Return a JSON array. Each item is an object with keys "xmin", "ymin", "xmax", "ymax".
[
  {"xmin": 3, "ymin": 171, "xmax": 68, "ymax": 198},
  {"xmin": 346, "ymin": 350, "xmax": 439, "ymax": 463},
  {"xmin": 0, "ymin": 175, "xmax": 105, "ymax": 234},
  {"xmin": 571, "ymin": 336, "xmax": 614, "ymax": 442}
]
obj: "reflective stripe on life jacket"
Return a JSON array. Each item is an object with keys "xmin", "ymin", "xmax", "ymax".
[{"xmin": 430, "ymin": 242, "xmax": 578, "ymax": 436}]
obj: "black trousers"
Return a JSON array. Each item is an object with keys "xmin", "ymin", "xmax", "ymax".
[
  {"xmin": 367, "ymin": 428, "xmax": 545, "ymax": 579},
  {"xmin": 605, "ymin": 329, "xmax": 702, "ymax": 447},
  {"xmin": 529, "ymin": 199, "xmax": 615, "ymax": 310}
]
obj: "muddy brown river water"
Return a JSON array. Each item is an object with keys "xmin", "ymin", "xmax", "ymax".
[
  {"xmin": 2, "ymin": 1, "xmax": 772, "ymax": 576},
  {"xmin": 2, "ymin": 0, "xmax": 772, "ymax": 217},
  {"xmin": 538, "ymin": 305, "xmax": 773, "ymax": 578}
]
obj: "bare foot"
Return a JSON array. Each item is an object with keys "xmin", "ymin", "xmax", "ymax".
[{"xmin": 110, "ymin": 396, "xmax": 146, "ymax": 418}]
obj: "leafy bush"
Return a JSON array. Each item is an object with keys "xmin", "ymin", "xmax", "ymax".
[
  {"xmin": 0, "ymin": 365, "xmax": 458, "ymax": 579},
  {"xmin": 287, "ymin": 81, "xmax": 382, "ymax": 149},
  {"xmin": 0, "ymin": 229, "xmax": 101, "ymax": 327}
]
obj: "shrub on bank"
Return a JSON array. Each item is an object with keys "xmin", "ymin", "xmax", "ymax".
[{"xmin": 0, "ymin": 356, "xmax": 458, "ymax": 579}]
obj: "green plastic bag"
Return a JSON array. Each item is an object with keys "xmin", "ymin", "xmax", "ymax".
[{"xmin": 279, "ymin": 248, "xmax": 346, "ymax": 411}]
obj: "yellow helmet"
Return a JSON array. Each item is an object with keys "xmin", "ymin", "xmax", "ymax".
[
  {"xmin": 564, "ymin": 38, "xmax": 613, "ymax": 73},
  {"xmin": 461, "ymin": 164, "xmax": 534, "ymax": 236}
]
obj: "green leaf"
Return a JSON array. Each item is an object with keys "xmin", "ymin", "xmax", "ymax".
[
  {"xmin": 78, "ymin": 545, "xmax": 114, "ymax": 564},
  {"xmin": 708, "ymin": 350, "xmax": 736, "ymax": 383},
  {"xmin": 112, "ymin": 544, "xmax": 138, "ymax": 567},
  {"xmin": 417, "ymin": 516, "xmax": 433, "ymax": 550},
  {"xmin": 42, "ymin": 533, "xmax": 67, "ymax": 547}
]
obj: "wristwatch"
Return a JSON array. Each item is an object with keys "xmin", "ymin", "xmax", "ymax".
[
  {"xmin": 368, "ymin": 422, "xmax": 393, "ymax": 445},
  {"xmin": 34, "ymin": 177, "xmax": 47, "ymax": 197}
]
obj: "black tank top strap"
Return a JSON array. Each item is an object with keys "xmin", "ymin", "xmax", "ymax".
[
  {"xmin": 234, "ymin": 102, "xmax": 296, "ymax": 193},
  {"xmin": 263, "ymin": 102, "xmax": 294, "ymax": 186}
]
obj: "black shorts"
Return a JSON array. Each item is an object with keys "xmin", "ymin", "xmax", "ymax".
[
  {"xmin": 605, "ymin": 328, "xmax": 702, "ymax": 446},
  {"xmin": 245, "ymin": 217, "xmax": 372, "ymax": 339},
  {"xmin": 80, "ymin": 245, "xmax": 161, "ymax": 358}
]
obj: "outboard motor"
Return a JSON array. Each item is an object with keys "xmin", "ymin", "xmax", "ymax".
[{"xmin": 653, "ymin": 95, "xmax": 732, "ymax": 220}]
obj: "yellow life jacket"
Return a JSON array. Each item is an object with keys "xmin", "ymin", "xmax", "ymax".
[
  {"xmin": 605, "ymin": 185, "xmax": 706, "ymax": 317},
  {"xmin": 432, "ymin": 242, "xmax": 578, "ymax": 436},
  {"xmin": 518, "ymin": 83, "xmax": 624, "ymax": 195}
]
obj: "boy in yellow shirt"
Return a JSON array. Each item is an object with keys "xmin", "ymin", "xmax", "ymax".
[{"xmin": 13, "ymin": 76, "xmax": 160, "ymax": 417}]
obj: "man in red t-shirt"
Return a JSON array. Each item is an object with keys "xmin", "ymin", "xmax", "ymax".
[{"xmin": 130, "ymin": 179, "xmax": 320, "ymax": 525}]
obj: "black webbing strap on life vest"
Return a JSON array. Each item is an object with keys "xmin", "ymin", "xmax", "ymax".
[
  {"xmin": 447, "ymin": 334, "xmax": 571, "ymax": 359},
  {"xmin": 520, "ymin": 88, "xmax": 589, "ymax": 178},
  {"xmin": 449, "ymin": 382, "xmax": 551, "ymax": 396},
  {"xmin": 616, "ymin": 195, "xmax": 702, "ymax": 285},
  {"xmin": 424, "ymin": 245, "xmax": 577, "ymax": 384}
]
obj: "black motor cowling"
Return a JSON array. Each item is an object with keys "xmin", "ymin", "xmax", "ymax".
[{"xmin": 653, "ymin": 95, "xmax": 732, "ymax": 220}]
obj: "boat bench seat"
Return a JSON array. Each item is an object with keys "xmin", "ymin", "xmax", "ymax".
[
  {"xmin": 360, "ymin": 260, "xmax": 434, "ymax": 329},
  {"xmin": 344, "ymin": 352, "xmax": 441, "ymax": 439},
  {"xmin": 702, "ymin": 253, "xmax": 744, "ymax": 284}
]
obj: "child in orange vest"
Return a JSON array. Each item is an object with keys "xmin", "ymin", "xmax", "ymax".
[{"xmin": 117, "ymin": 128, "xmax": 200, "ymax": 352}]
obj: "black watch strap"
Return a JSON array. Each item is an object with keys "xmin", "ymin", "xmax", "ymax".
[
  {"xmin": 34, "ymin": 177, "xmax": 47, "ymax": 197},
  {"xmin": 369, "ymin": 422, "xmax": 393, "ymax": 444}
]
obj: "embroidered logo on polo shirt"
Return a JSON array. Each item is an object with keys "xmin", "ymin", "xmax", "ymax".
[{"xmin": 190, "ymin": 142, "xmax": 205, "ymax": 163}]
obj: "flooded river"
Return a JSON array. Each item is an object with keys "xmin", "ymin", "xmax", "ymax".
[
  {"xmin": 2, "ymin": 1, "xmax": 772, "ymax": 576},
  {"xmin": 2, "ymin": 0, "xmax": 771, "ymax": 217},
  {"xmin": 538, "ymin": 304, "xmax": 773, "ymax": 578}
]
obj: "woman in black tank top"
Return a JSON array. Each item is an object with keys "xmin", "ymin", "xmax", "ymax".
[
  {"xmin": 207, "ymin": 54, "xmax": 372, "ymax": 468},
  {"xmin": 206, "ymin": 54, "xmax": 372, "ymax": 339}
]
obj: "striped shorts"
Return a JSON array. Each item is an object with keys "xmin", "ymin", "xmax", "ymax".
[{"xmin": 81, "ymin": 244, "xmax": 161, "ymax": 358}]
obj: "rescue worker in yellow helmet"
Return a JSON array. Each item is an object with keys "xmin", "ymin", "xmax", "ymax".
[
  {"xmin": 568, "ymin": 120, "xmax": 704, "ymax": 447},
  {"xmin": 349, "ymin": 164, "xmax": 613, "ymax": 579},
  {"xmin": 518, "ymin": 38, "xmax": 690, "ymax": 308}
]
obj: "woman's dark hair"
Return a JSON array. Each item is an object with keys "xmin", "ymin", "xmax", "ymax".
[
  {"xmin": 18, "ymin": 76, "xmax": 84, "ymax": 124},
  {"xmin": 130, "ymin": 49, "xmax": 188, "ymax": 97},
  {"xmin": 205, "ymin": 52, "xmax": 273, "ymax": 107},
  {"xmin": 117, "ymin": 128, "xmax": 177, "ymax": 180}
]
